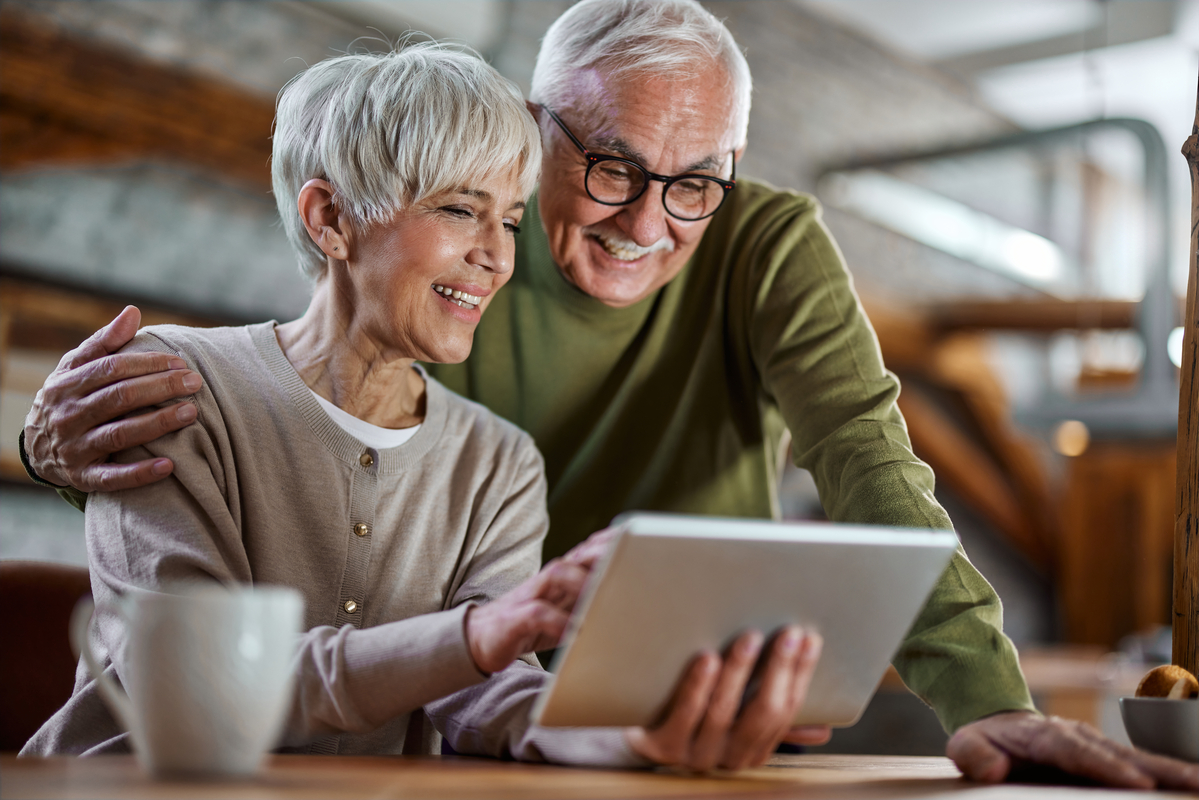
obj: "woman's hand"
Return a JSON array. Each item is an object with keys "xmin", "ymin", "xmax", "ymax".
[
  {"xmin": 463, "ymin": 526, "xmax": 620, "ymax": 674},
  {"xmin": 464, "ymin": 558, "xmax": 588, "ymax": 674},
  {"xmin": 23, "ymin": 306, "xmax": 203, "ymax": 491},
  {"xmin": 626, "ymin": 626, "xmax": 826, "ymax": 772}
]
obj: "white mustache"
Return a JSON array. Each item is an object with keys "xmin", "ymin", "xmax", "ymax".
[{"xmin": 585, "ymin": 228, "xmax": 675, "ymax": 258}]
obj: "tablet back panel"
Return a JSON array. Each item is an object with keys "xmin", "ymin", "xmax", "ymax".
[{"xmin": 533, "ymin": 514, "xmax": 959, "ymax": 728}]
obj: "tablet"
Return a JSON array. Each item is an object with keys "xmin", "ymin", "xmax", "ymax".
[{"xmin": 532, "ymin": 512, "xmax": 959, "ymax": 728}]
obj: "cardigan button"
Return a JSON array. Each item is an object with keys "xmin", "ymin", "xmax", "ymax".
[
  {"xmin": 354, "ymin": 523, "xmax": 370, "ymax": 537},
  {"xmin": 344, "ymin": 599, "xmax": 359, "ymax": 614},
  {"xmin": 359, "ymin": 452, "xmax": 374, "ymax": 468}
]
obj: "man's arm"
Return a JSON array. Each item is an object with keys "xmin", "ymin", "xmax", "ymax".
[
  {"xmin": 21, "ymin": 306, "xmax": 201, "ymax": 498},
  {"xmin": 734, "ymin": 193, "xmax": 1031, "ymax": 729},
  {"xmin": 736, "ymin": 191, "xmax": 1198, "ymax": 790}
]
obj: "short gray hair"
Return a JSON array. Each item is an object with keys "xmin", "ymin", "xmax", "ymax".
[
  {"xmin": 272, "ymin": 43, "xmax": 542, "ymax": 279},
  {"xmin": 530, "ymin": 0, "xmax": 752, "ymax": 146}
]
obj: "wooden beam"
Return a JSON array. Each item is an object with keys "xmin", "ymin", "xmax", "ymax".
[
  {"xmin": 927, "ymin": 299, "xmax": 1137, "ymax": 333},
  {"xmin": 0, "ymin": 7, "xmax": 274, "ymax": 191},
  {"xmin": 1175, "ymin": 71, "xmax": 1199, "ymax": 676}
]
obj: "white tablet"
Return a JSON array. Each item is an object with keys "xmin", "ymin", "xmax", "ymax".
[{"xmin": 532, "ymin": 512, "xmax": 959, "ymax": 728}]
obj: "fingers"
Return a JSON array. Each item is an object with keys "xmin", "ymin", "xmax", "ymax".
[
  {"xmin": 1022, "ymin": 718, "xmax": 1151, "ymax": 789},
  {"xmin": 39, "ymin": 401, "xmax": 196, "ymax": 494},
  {"xmin": 62, "ymin": 306, "xmax": 141, "ymax": 370},
  {"xmin": 627, "ymin": 627, "xmax": 824, "ymax": 773},
  {"xmin": 725, "ymin": 627, "xmax": 816, "ymax": 769},
  {"xmin": 947, "ymin": 713, "xmax": 1175, "ymax": 790},
  {"xmin": 532, "ymin": 559, "xmax": 590, "ymax": 611},
  {"xmin": 946, "ymin": 725, "xmax": 1012, "ymax": 783},
  {"xmin": 466, "ymin": 591, "xmax": 577, "ymax": 674},
  {"xmin": 81, "ymin": 402, "xmax": 198, "ymax": 459},
  {"xmin": 509, "ymin": 559, "xmax": 589, "ymax": 616},
  {"xmin": 77, "ymin": 458, "xmax": 175, "ymax": 494},
  {"xmin": 1125, "ymin": 742, "xmax": 1199, "ymax": 791},
  {"xmin": 751, "ymin": 632, "xmax": 823, "ymax": 763},
  {"xmin": 688, "ymin": 631, "xmax": 764, "ymax": 771},
  {"xmin": 626, "ymin": 652, "xmax": 722, "ymax": 765},
  {"xmin": 562, "ymin": 526, "xmax": 620, "ymax": 568},
  {"xmin": 25, "ymin": 309, "xmax": 202, "ymax": 491},
  {"xmin": 73, "ymin": 352, "xmax": 198, "ymax": 399},
  {"xmin": 782, "ymin": 725, "xmax": 831, "ymax": 745}
]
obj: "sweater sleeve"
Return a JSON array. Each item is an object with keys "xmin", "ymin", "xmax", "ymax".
[
  {"xmin": 78, "ymin": 334, "xmax": 489, "ymax": 751},
  {"xmin": 737, "ymin": 194, "xmax": 1035, "ymax": 733},
  {"xmin": 422, "ymin": 435, "xmax": 648, "ymax": 767}
]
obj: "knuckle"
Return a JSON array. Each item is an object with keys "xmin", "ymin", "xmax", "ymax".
[
  {"xmin": 95, "ymin": 354, "xmax": 120, "ymax": 383},
  {"xmin": 86, "ymin": 468, "xmax": 111, "ymax": 493},
  {"xmin": 108, "ymin": 380, "xmax": 131, "ymax": 409},
  {"xmin": 155, "ymin": 408, "xmax": 178, "ymax": 434},
  {"xmin": 101, "ymin": 423, "xmax": 128, "ymax": 453}
]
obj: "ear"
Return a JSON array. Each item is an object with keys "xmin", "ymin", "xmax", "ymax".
[
  {"xmin": 734, "ymin": 142, "xmax": 747, "ymax": 164},
  {"xmin": 525, "ymin": 99, "xmax": 542, "ymax": 119},
  {"xmin": 297, "ymin": 179, "xmax": 350, "ymax": 260}
]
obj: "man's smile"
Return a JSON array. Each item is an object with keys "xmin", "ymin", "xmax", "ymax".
[{"xmin": 587, "ymin": 228, "xmax": 675, "ymax": 263}]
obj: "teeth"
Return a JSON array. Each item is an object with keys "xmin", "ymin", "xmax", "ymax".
[
  {"xmin": 432, "ymin": 284, "xmax": 480, "ymax": 309},
  {"xmin": 592, "ymin": 234, "xmax": 672, "ymax": 262}
]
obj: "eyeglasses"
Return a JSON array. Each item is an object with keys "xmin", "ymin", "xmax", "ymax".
[{"xmin": 544, "ymin": 107, "xmax": 736, "ymax": 222}]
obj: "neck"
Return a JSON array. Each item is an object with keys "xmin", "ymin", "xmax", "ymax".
[{"xmin": 276, "ymin": 272, "xmax": 425, "ymax": 429}]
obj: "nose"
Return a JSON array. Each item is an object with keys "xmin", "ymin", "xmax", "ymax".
[
  {"xmin": 616, "ymin": 184, "xmax": 671, "ymax": 248},
  {"xmin": 466, "ymin": 219, "xmax": 514, "ymax": 275}
]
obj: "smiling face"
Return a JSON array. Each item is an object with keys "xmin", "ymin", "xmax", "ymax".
[
  {"xmin": 536, "ymin": 67, "xmax": 741, "ymax": 308},
  {"xmin": 346, "ymin": 169, "xmax": 526, "ymax": 364}
]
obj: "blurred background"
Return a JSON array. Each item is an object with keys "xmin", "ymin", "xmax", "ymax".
[{"xmin": 1, "ymin": 0, "xmax": 1195, "ymax": 755}]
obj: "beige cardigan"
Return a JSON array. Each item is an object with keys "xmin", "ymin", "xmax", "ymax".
[{"xmin": 24, "ymin": 322, "xmax": 636, "ymax": 766}]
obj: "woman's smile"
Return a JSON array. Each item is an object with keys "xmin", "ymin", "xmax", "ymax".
[{"xmin": 431, "ymin": 283, "xmax": 487, "ymax": 311}]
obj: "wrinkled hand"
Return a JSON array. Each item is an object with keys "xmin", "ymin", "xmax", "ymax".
[
  {"xmin": 465, "ymin": 558, "xmax": 590, "ymax": 674},
  {"xmin": 626, "ymin": 626, "xmax": 827, "ymax": 772},
  {"xmin": 948, "ymin": 711, "xmax": 1199, "ymax": 791},
  {"xmin": 23, "ymin": 306, "xmax": 203, "ymax": 491}
]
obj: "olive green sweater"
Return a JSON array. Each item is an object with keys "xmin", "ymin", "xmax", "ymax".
[{"xmin": 428, "ymin": 180, "xmax": 1035, "ymax": 733}]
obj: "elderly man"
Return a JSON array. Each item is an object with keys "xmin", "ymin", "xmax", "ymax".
[{"xmin": 19, "ymin": 0, "xmax": 1199, "ymax": 789}]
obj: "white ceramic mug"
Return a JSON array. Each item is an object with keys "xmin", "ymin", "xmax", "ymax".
[{"xmin": 71, "ymin": 584, "xmax": 304, "ymax": 777}]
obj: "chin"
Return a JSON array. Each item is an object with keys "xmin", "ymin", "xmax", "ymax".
[
  {"xmin": 572, "ymin": 265, "xmax": 663, "ymax": 308},
  {"xmin": 419, "ymin": 335, "xmax": 474, "ymax": 365}
]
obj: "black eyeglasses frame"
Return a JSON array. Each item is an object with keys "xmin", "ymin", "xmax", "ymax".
[{"xmin": 543, "ymin": 107, "xmax": 736, "ymax": 222}]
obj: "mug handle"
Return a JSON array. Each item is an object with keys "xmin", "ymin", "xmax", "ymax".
[{"xmin": 69, "ymin": 598, "xmax": 135, "ymax": 732}]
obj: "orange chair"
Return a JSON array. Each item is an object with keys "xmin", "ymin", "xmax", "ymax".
[{"xmin": 0, "ymin": 561, "xmax": 91, "ymax": 752}]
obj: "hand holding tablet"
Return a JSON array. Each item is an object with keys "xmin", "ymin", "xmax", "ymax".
[{"xmin": 624, "ymin": 624, "xmax": 826, "ymax": 771}]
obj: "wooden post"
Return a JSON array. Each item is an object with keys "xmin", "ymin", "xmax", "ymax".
[{"xmin": 1176, "ymin": 71, "xmax": 1199, "ymax": 676}]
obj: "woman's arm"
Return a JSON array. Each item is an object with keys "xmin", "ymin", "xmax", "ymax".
[{"xmin": 79, "ymin": 334, "xmax": 560, "ymax": 749}]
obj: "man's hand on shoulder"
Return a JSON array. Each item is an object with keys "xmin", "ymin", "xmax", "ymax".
[
  {"xmin": 23, "ymin": 306, "xmax": 203, "ymax": 492},
  {"xmin": 947, "ymin": 710, "xmax": 1199, "ymax": 791}
]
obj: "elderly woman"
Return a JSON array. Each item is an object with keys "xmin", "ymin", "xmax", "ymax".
[{"xmin": 24, "ymin": 45, "xmax": 633, "ymax": 765}]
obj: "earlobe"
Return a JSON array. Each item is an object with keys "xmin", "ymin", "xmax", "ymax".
[{"xmin": 297, "ymin": 179, "xmax": 349, "ymax": 260}]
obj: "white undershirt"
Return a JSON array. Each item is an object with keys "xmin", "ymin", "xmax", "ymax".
[{"xmin": 310, "ymin": 388, "xmax": 421, "ymax": 449}]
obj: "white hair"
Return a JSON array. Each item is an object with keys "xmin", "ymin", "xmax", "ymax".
[
  {"xmin": 272, "ymin": 43, "xmax": 542, "ymax": 280},
  {"xmin": 530, "ymin": 0, "xmax": 752, "ymax": 146}
]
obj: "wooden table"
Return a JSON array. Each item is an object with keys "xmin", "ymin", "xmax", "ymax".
[{"xmin": 2, "ymin": 754, "xmax": 1191, "ymax": 799}]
